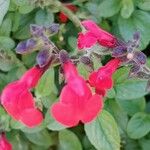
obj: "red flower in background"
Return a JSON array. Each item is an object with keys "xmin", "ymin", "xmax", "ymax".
[
  {"xmin": 59, "ymin": 4, "xmax": 78, "ymax": 23},
  {"xmin": 51, "ymin": 61, "xmax": 103, "ymax": 127},
  {"xmin": 77, "ymin": 20, "xmax": 117, "ymax": 49},
  {"xmin": 1, "ymin": 66, "xmax": 44, "ymax": 128},
  {"xmin": 0, "ymin": 133, "xmax": 12, "ymax": 150},
  {"xmin": 89, "ymin": 59, "xmax": 120, "ymax": 96}
]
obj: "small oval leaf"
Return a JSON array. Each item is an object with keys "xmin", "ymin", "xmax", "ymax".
[
  {"xmin": 59, "ymin": 129, "xmax": 82, "ymax": 150},
  {"xmin": 127, "ymin": 112, "xmax": 150, "ymax": 139},
  {"xmin": 85, "ymin": 110, "xmax": 120, "ymax": 150},
  {"xmin": 0, "ymin": 0, "xmax": 10, "ymax": 25}
]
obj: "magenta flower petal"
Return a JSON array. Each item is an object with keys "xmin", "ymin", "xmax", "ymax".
[
  {"xmin": 51, "ymin": 102, "xmax": 79, "ymax": 127},
  {"xmin": 20, "ymin": 108, "xmax": 43, "ymax": 128},
  {"xmin": 20, "ymin": 66, "xmax": 44, "ymax": 88},
  {"xmin": 89, "ymin": 59, "xmax": 120, "ymax": 95},
  {"xmin": 77, "ymin": 20, "xmax": 117, "ymax": 49},
  {"xmin": 60, "ymin": 85, "xmax": 78, "ymax": 104},
  {"xmin": 1, "ymin": 66, "xmax": 44, "ymax": 128},
  {"xmin": 51, "ymin": 62, "xmax": 103, "ymax": 127},
  {"xmin": 1, "ymin": 82, "xmax": 27, "ymax": 120},
  {"xmin": 95, "ymin": 89, "xmax": 106, "ymax": 97},
  {"xmin": 77, "ymin": 32, "xmax": 97, "ymax": 49},
  {"xmin": 82, "ymin": 94, "xmax": 103, "ymax": 123}
]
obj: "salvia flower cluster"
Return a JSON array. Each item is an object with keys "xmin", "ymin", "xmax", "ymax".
[{"xmin": 1, "ymin": 20, "xmax": 150, "ymax": 147}]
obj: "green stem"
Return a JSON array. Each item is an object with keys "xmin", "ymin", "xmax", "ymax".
[{"xmin": 48, "ymin": 0, "xmax": 83, "ymax": 29}]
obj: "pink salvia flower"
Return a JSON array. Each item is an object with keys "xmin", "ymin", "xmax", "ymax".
[
  {"xmin": 51, "ymin": 61, "xmax": 103, "ymax": 127},
  {"xmin": 20, "ymin": 66, "xmax": 44, "ymax": 88},
  {"xmin": 89, "ymin": 58, "xmax": 120, "ymax": 96},
  {"xmin": 0, "ymin": 133, "xmax": 12, "ymax": 150},
  {"xmin": 1, "ymin": 66, "xmax": 44, "ymax": 128},
  {"xmin": 77, "ymin": 20, "xmax": 117, "ymax": 49}
]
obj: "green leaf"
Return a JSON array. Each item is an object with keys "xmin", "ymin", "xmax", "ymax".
[
  {"xmin": 0, "ymin": 36, "xmax": 15, "ymax": 49},
  {"xmin": 19, "ymin": 5, "xmax": 34, "ymax": 14},
  {"xmin": 68, "ymin": 36, "xmax": 77, "ymax": 50},
  {"xmin": 9, "ymin": 0, "xmax": 17, "ymax": 11},
  {"xmin": 0, "ymin": 49, "xmax": 18, "ymax": 71},
  {"xmin": 30, "ymin": 144, "xmax": 48, "ymax": 150},
  {"xmin": 105, "ymin": 99, "xmax": 128, "ymax": 134},
  {"xmin": 0, "ymin": 106, "xmax": 10, "ymax": 131},
  {"xmin": 0, "ymin": 72, "xmax": 8, "ymax": 91},
  {"xmin": 82, "ymin": 135, "xmax": 96, "ymax": 150},
  {"xmin": 115, "ymin": 79, "xmax": 147, "ymax": 100},
  {"xmin": 12, "ymin": 0, "xmax": 33, "ymax": 13},
  {"xmin": 85, "ymin": 110, "xmax": 120, "ymax": 150},
  {"xmin": 58, "ymin": 129, "xmax": 82, "ymax": 150},
  {"xmin": 139, "ymin": 138, "xmax": 150, "ymax": 150},
  {"xmin": 35, "ymin": 68, "xmax": 57, "ymax": 98},
  {"xmin": 12, "ymin": 0, "xmax": 28, "ymax": 6},
  {"xmin": 20, "ymin": 123, "xmax": 45, "ymax": 133},
  {"xmin": 14, "ymin": 12, "xmax": 35, "ymax": 39},
  {"xmin": 6, "ymin": 131, "xmax": 29, "ymax": 150},
  {"xmin": 146, "ymin": 101, "xmax": 150, "ymax": 113},
  {"xmin": 127, "ymin": 112, "xmax": 150, "ymax": 139},
  {"xmin": 124, "ymin": 138, "xmax": 141, "ymax": 150},
  {"xmin": 0, "ymin": 0, "xmax": 10, "ymax": 25},
  {"xmin": 98, "ymin": 0, "xmax": 121, "ymax": 17},
  {"xmin": 86, "ymin": 3, "xmax": 99, "ymax": 16},
  {"xmin": 77, "ymin": 63, "xmax": 89, "ymax": 79},
  {"xmin": 117, "ymin": 97, "xmax": 146, "ymax": 116},
  {"xmin": 22, "ymin": 52, "xmax": 37, "ymax": 68},
  {"xmin": 137, "ymin": 0, "xmax": 150, "ymax": 11},
  {"xmin": 106, "ymin": 88, "xmax": 116, "ymax": 98},
  {"xmin": 35, "ymin": 9, "xmax": 54, "ymax": 26},
  {"xmin": 10, "ymin": 118, "xmax": 25, "ymax": 129},
  {"xmin": 86, "ymin": 2, "xmax": 101, "ymax": 21},
  {"xmin": 118, "ymin": 10, "xmax": 150, "ymax": 49},
  {"xmin": 121, "ymin": 0, "xmax": 134, "ymax": 18},
  {"xmin": 42, "ymin": 94, "xmax": 57, "ymax": 109},
  {"xmin": 25, "ymin": 129, "xmax": 56, "ymax": 147},
  {"xmin": 113, "ymin": 67, "xmax": 130, "ymax": 84},
  {"xmin": 0, "ymin": 15, "xmax": 12, "ymax": 36},
  {"xmin": 12, "ymin": 12, "xmax": 21, "ymax": 32},
  {"xmin": 6, "ymin": 65, "xmax": 26, "ymax": 81}
]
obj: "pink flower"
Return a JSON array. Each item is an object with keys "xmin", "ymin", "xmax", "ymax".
[
  {"xmin": 1, "ymin": 66, "xmax": 44, "ymax": 128},
  {"xmin": 89, "ymin": 59, "xmax": 120, "ymax": 96},
  {"xmin": 0, "ymin": 133, "xmax": 12, "ymax": 150},
  {"xmin": 51, "ymin": 61, "xmax": 103, "ymax": 127},
  {"xmin": 77, "ymin": 20, "xmax": 117, "ymax": 49},
  {"xmin": 20, "ymin": 66, "xmax": 44, "ymax": 88}
]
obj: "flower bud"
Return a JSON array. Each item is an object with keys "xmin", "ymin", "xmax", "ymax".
[
  {"xmin": 36, "ymin": 49, "xmax": 52, "ymax": 68},
  {"xmin": 45, "ymin": 23, "xmax": 59, "ymax": 36},
  {"xmin": 136, "ymin": 71, "xmax": 150, "ymax": 80},
  {"xmin": 112, "ymin": 46, "xmax": 127, "ymax": 57},
  {"xmin": 59, "ymin": 50, "xmax": 70, "ymax": 64},
  {"xmin": 128, "ymin": 65, "xmax": 141, "ymax": 78},
  {"xmin": 30, "ymin": 24, "xmax": 44, "ymax": 37},
  {"xmin": 134, "ymin": 51, "xmax": 147, "ymax": 65},
  {"xmin": 80, "ymin": 56, "xmax": 92, "ymax": 65},
  {"xmin": 16, "ymin": 38, "xmax": 38, "ymax": 54}
]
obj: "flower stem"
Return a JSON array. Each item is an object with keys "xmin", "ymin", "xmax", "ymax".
[{"xmin": 48, "ymin": 0, "xmax": 83, "ymax": 29}]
